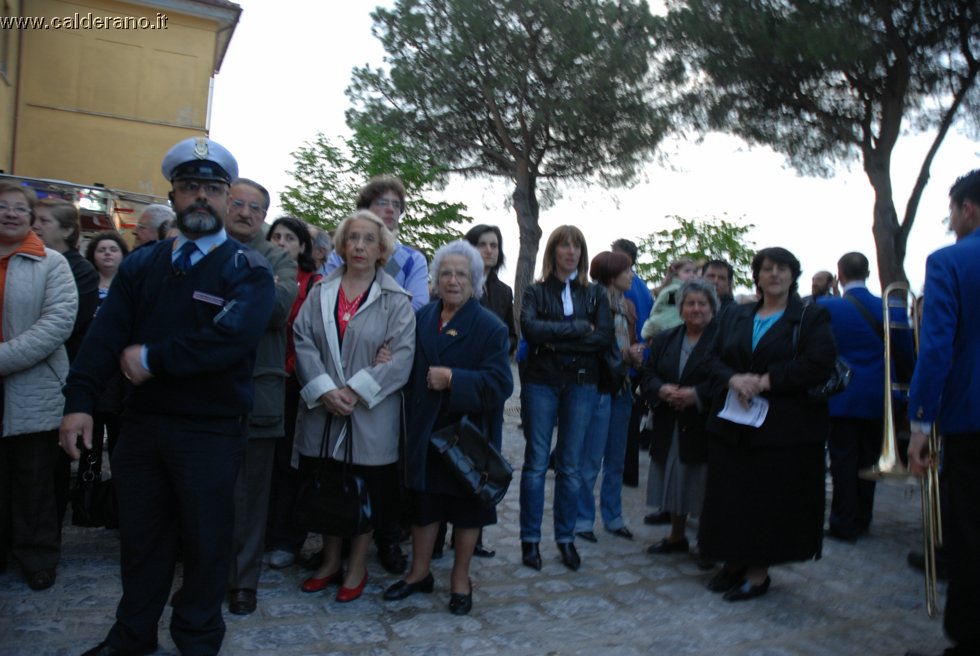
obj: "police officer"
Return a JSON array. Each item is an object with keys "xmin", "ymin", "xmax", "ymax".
[{"xmin": 60, "ymin": 137, "xmax": 276, "ymax": 656}]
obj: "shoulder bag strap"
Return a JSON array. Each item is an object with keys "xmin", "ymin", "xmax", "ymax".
[{"xmin": 844, "ymin": 293, "xmax": 884, "ymax": 341}]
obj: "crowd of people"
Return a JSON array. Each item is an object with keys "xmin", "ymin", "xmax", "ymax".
[{"xmin": 0, "ymin": 137, "xmax": 976, "ymax": 656}]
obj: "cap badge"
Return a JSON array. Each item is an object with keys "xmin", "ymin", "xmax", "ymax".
[{"xmin": 193, "ymin": 137, "xmax": 210, "ymax": 159}]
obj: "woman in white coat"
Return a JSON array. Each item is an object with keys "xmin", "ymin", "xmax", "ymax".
[
  {"xmin": 292, "ymin": 209, "xmax": 415, "ymax": 602},
  {"xmin": 0, "ymin": 182, "xmax": 78, "ymax": 591}
]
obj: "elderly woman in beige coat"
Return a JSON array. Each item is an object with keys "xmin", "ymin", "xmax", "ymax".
[
  {"xmin": 0, "ymin": 181, "xmax": 78, "ymax": 591},
  {"xmin": 292, "ymin": 209, "xmax": 415, "ymax": 603}
]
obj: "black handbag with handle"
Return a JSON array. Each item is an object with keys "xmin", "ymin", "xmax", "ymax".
[
  {"xmin": 293, "ymin": 415, "xmax": 373, "ymax": 537},
  {"xmin": 794, "ymin": 305, "xmax": 852, "ymax": 401},
  {"xmin": 71, "ymin": 446, "xmax": 118, "ymax": 529},
  {"xmin": 429, "ymin": 414, "xmax": 513, "ymax": 509}
]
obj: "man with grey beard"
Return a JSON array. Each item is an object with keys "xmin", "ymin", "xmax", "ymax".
[{"xmin": 60, "ymin": 137, "xmax": 276, "ymax": 656}]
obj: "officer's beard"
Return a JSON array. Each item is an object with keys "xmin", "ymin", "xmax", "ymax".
[{"xmin": 176, "ymin": 201, "xmax": 222, "ymax": 236}]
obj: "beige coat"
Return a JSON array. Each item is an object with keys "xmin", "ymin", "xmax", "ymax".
[
  {"xmin": 0, "ymin": 247, "xmax": 77, "ymax": 436},
  {"xmin": 293, "ymin": 268, "xmax": 415, "ymax": 465}
]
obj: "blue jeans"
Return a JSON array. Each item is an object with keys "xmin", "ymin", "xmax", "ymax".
[
  {"xmin": 576, "ymin": 390, "xmax": 633, "ymax": 532},
  {"xmin": 519, "ymin": 381, "xmax": 599, "ymax": 543}
]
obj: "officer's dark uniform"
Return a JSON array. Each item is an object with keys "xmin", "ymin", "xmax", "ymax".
[{"xmin": 63, "ymin": 138, "xmax": 275, "ymax": 656}]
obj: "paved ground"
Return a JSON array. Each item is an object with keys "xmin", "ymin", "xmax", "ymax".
[{"xmin": 0, "ymin": 379, "xmax": 953, "ymax": 656}]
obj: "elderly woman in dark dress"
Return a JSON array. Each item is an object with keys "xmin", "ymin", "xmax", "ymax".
[
  {"xmin": 700, "ymin": 247, "xmax": 837, "ymax": 601},
  {"xmin": 384, "ymin": 240, "xmax": 513, "ymax": 615},
  {"xmin": 640, "ymin": 278, "xmax": 718, "ymax": 560}
]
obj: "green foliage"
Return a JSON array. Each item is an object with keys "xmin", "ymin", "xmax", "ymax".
[
  {"xmin": 656, "ymin": 0, "xmax": 980, "ymax": 286},
  {"xmin": 634, "ymin": 215, "xmax": 756, "ymax": 289},
  {"xmin": 346, "ymin": 0, "xmax": 671, "ymax": 317},
  {"xmin": 279, "ymin": 119, "xmax": 468, "ymax": 259}
]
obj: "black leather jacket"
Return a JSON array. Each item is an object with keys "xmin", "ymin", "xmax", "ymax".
[{"xmin": 520, "ymin": 275, "xmax": 614, "ymax": 386}]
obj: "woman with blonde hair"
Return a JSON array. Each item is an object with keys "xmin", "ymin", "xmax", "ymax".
[{"xmin": 292, "ymin": 209, "xmax": 415, "ymax": 602}]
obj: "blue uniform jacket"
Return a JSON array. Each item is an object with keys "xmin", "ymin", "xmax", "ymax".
[
  {"xmin": 908, "ymin": 228, "xmax": 980, "ymax": 433},
  {"xmin": 403, "ymin": 297, "xmax": 514, "ymax": 492},
  {"xmin": 817, "ymin": 286, "xmax": 913, "ymax": 419}
]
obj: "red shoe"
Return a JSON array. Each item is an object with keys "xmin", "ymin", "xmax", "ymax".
[
  {"xmin": 301, "ymin": 570, "xmax": 342, "ymax": 593},
  {"xmin": 335, "ymin": 571, "xmax": 368, "ymax": 603}
]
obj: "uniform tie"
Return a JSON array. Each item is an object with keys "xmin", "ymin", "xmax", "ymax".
[{"xmin": 173, "ymin": 241, "xmax": 197, "ymax": 274}]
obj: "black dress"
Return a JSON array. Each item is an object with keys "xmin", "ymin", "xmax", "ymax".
[{"xmin": 699, "ymin": 298, "xmax": 836, "ymax": 566}]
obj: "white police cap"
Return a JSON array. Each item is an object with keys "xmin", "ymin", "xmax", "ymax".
[{"xmin": 161, "ymin": 137, "xmax": 238, "ymax": 183}]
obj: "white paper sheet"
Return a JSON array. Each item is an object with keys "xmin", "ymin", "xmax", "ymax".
[{"xmin": 717, "ymin": 388, "xmax": 769, "ymax": 428}]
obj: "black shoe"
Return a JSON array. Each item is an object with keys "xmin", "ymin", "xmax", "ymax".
[
  {"xmin": 557, "ymin": 542, "xmax": 581, "ymax": 571},
  {"xmin": 643, "ymin": 511, "xmax": 670, "ymax": 525},
  {"xmin": 383, "ymin": 573, "xmax": 435, "ymax": 601},
  {"xmin": 26, "ymin": 568, "xmax": 55, "ymax": 591},
  {"xmin": 607, "ymin": 526, "xmax": 633, "ymax": 540},
  {"xmin": 473, "ymin": 542, "xmax": 495, "ymax": 558},
  {"xmin": 723, "ymin": 576, "xmax": 771, "ymax": 601},
  {"xmin": 646, "ymin": 537, "xmax": 689, "ymax": 555},
  {"xmin": 825, "ymin": 527, "xmax": 858, "ymax": 543},
  {"xmin": 448, "ymin": 591, "xmax": 473, "ymax": 615},
  {"xmin": 81, "ymin": 641, "xmax": 156, "ymax": 656},
  {"xmin": 907, "ymin": 550, "xmax": 949, "ymax": 581},
  {"xmin": 521, "ymin": 542, "xmax": 542, "ymax": 571},
  {"xmin": 228, "ymin": 588, "xmax": 257, "ymax": 615},
  {"xmin": 378, "ymin": 543, "xmax": 407, "ymax": 575},
  {"xmin": 706, "ymin": 566, "xmax": 747, "ymax": 593},
  {"xmin": 575, "ymin": 530, "xmax": 598, "ymax": 543}
]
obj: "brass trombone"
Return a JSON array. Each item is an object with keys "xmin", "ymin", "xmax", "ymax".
[{"xmin": 858, "ymin": 283, "xmax": 942, "ymax": 618}]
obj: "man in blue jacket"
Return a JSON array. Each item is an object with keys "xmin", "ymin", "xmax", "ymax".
[
  {"xmin": 60, "ymin": 137, "xmax": 276, "ymax": 656},
  {"xmin": 907, "ymin": 169, "xmax": 980, "ymax": 656},
  {"xmin": 817, "ymin": 252, "xmax": 912, "ymax": 542}
]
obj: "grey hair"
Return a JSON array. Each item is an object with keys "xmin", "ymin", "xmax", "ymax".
[
  {"xmin": 430, "ymin": 240, "xmax": 484, "ymax": 301},
  {"xmin": 679, "ymin": 278, "xmax": 720, "ymax": 315},
  {"xmin": 140, "ymin": 203, "xmax": 176, "ymax": 228},
  {"xmin": 313, "ymin": 227, "xmax": 333, "ymax": 251}
]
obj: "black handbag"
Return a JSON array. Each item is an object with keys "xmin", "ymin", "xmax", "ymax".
[
  {"xmin": 293, "ymin": 415, "xmax": 373, "ymax": 537},
  {"xmin": 794, "ymin": 306, "xmax": 853, "ymax": 401},
  {"xmin": 429, "ymin": 415, "xmax": 513, "ymax": 509},
  {"xmin": 598, "ymin": 341, "xmax": 627, "ymax": 395},
  {"xmin": 71, "ymin": 447, "xmax": 118, "ymax": 529}
]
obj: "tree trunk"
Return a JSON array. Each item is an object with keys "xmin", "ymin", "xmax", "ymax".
[
  {"xmin": 511, "ymin": 167, "xmax": 540, "ymax": 338},
  {"xmin": 865, "ymin": 153, "xmax": 909, "ymax": 290}
]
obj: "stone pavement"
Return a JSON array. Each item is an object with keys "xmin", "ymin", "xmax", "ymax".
[{"xmin": 0, "ymin": 386, "xmax": 953, "ymax": 656}]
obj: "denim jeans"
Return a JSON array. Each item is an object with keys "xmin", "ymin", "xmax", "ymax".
[
  {"xmin": 576, "ymin": 390, "xmax": 633, "ymax": 532},
  {"xmin": 519, "ymin": 381, "xmax": 599, "ymax": 543}
]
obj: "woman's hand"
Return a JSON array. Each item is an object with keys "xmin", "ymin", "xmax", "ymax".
[
  {"xmin": 626, "ymin": 343, "xmax": 645, "ymax": 367},
  {"xmin": 374, "ymin": 341, "xmax": 392, "ymax": 365},
  {"xmin": 669, "ymin": 387, "xmax": 698, "ymax": 410},
  {"xmin": 729, "ymin": 373, "xmax": 764, "ymax": 407},
  {"xmin": 320, "ymin": 388, "xmax": 356, "ymax": 416},
  {"xmin": 427, "ymin": 366, "xmax": 453, "ymax": 391},
  {"xmin": 658, "ymin": 383, "xmax": 679, "ymax": 402}
]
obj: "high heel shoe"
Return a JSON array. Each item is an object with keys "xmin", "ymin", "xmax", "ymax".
[
  {"xmin": 300, "ymin": 569, "xmax": 342, "ymax": 593},
  {"xmin": 521, "ymin": 542, "xmax": 542, "ymax": 571},
  {"xmin": 448, "ymin": 578, "xmax": 473, "ymax": 615},
  {"xmin": 383, "ymin": 572, "xmax": 435, "ymax": 600},
  {"xmin": 335, "ymin": 571, "xmax": 368, "ymax": 603}
]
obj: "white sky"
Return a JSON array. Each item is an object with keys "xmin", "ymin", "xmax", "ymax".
[{"xmin": 208, "ymin": 0, "xmax": 979, "ymax": 296}]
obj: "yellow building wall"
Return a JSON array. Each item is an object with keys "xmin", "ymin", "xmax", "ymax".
[
  {"xmin": 13, "ymin": 0, "xmax": 223, "ymax": 196},
  {"xmin": 0, "ymin": 0, "xmax": 21, "ymax": 173}
]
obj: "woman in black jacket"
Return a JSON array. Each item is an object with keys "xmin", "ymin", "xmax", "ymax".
[
  {"xmin": 465, "ymin": 224, "xmax": 517, "ymax": 355},
  {"xmin": 640, "ymin": 278, "xmax": 719, "ymax": 559},
  {"xmin": 700, "ymin": 247, "xmax": 837, "ymax": 601},
  {"xmin": 518, "ymin": 225, "xmax": 613, "ymax": 572}
]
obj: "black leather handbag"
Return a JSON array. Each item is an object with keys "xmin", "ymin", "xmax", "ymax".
[
  {"xmin": 794, "ymin": 306, "xmax": 853, "ymax": 401},
  {"xmin": 71, "ymin": 447, "xmax": 118, "ymax": 529},
  {"xmin": 430, "ymin": 415, "xmax": 513, "ymax": 509},
  {"xmin": 293, "ymin": 416, "xmax": 373, "ymax": 537}
]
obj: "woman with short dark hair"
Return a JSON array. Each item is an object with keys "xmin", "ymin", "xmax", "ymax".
[{"xmin": 700, "ymin": 246, "xmax": 836, "ymax": 601}]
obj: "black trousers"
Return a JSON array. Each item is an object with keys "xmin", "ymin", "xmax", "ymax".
[
  {"xmin": 0, "ymin": 430, "xmax": 61, "ymax": 574},
  {"xmin": 105, "ymin": 413, "xmax": 245, "ymax": 656},
  {"xmin": 827, "ymin": 417, "xmax": 882, "ymax": 538},
  {"xmin": 942, "ymin": 434, "xmax": 980, "ymax": 654},
  {"xmin": 265, "ymin": 377, "xmax": 307, "ymax": 554}
]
